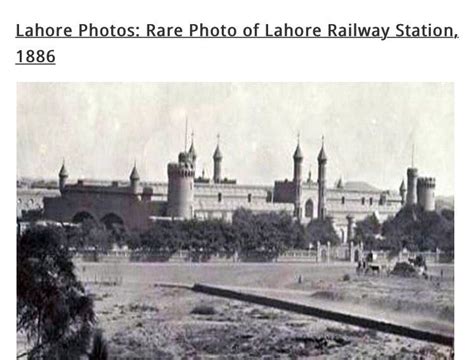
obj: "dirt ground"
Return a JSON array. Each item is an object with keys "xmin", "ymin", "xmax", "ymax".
[{"xmin": 78, "ymin": 262, "xmax": 454, "ymax": 359}]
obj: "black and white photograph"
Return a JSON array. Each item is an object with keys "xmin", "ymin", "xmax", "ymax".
[{"xmin": 17, "ymin": 83, "xmax": 454, "ymax": 359}]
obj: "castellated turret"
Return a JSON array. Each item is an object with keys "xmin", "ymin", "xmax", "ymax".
[
  {"xmin": 213, "ymin": 143, "xmax": 223, "ymax": 183},
  {"xmin": 129, "ymin": 163, "xmax": 140, "ymax": 195},
  {"xmin": 399, "ymin": 180, "xmax": 407, "ymax": 205},
  {"xmin": 406, "ymin": 167, "xmax": 418, "ymax": 206},
  {"xmin": 58, "ymin": 161, "xmax": 68, "ymax": 193},
  {"xmin": 417, "ymin": 177, "xmax": 436, "ymax": 211},
  {"xmin": 167, "ymin": 152, "xmax": 195, "ymax": 219}
]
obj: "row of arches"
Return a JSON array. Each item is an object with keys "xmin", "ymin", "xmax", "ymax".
[{"xmin": 72, "ymin": 211, "xmax": 124, "ymax": 230}]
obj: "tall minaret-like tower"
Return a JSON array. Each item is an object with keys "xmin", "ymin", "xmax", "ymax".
[
  {"xmin": 58, "ymin": 160, "xmax": 68, "ymax": 193},
  {"xmin": 213, "ymin": 134, "xmax": 223, "ymax": 183},
  {"xmin": 293, "ymin": 134, "xmax": 303, "ymax": 220},
  {"xmin": 317, "ymin": 136, "xmax": 327, "ymax": 220}
]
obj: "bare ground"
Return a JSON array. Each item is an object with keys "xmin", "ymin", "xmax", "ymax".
[{"xmin": 79, "ymin": 262, "xmax": 454, "ymax": 359}]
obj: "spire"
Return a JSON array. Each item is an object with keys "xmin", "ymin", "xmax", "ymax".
[
  {"xmin": 318, "ymin": 135, "xmax": 327, "ymax": 162},
  {"xmin": 59, "ymin": 159, "xmax": 68, "ymax": 178},
  {"xmin": 336, "ymin": 177, "xmax": 344, "ymax": 189},
  {"xmin": 293, "ymin": 132, "xmax": 303, "ymax": 160},
  {"xmin": 184, "ymin": 115, "xmax": 189, "ymax": 152},
  {"xmin": 213, "ymin": 134, "xmax": 222, "ymax": 160},
  {"xmin": 129, "ymin": 161, "xmax": 140, "ymax": 181}
]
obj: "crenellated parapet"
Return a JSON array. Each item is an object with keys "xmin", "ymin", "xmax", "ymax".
[
  {"xmin": 417, "ymin": 177, "xmax": 436, "ymax": 188},
  {"xmin": 167, "ymin": 163, "xmax": 195, "ymax": 178},
  {"xmin": 417, "ymin": 176, "xmax": 436, "ymax": 211}
]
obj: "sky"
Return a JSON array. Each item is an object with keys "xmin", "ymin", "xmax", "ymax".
[{"xmin": 17, "ymin": 83, "xmax": 454, "ymax": 195}]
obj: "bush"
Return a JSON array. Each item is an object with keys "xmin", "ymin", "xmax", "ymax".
[{"xmin": 190, "ymin": 305, "xmax": 217, "ymax": 315}]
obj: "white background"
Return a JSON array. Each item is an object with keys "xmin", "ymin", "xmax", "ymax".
[{"xmin": 2, "ymin": 0, "xmax": 472, "ymax": 357}]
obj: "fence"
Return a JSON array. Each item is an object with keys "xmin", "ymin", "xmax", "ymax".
[{"xmin": 74, "ymin": 247, "xmax": 452, "ymax": 264}]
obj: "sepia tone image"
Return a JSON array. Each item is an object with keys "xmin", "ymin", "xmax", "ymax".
[{"xmin": 17, "ymin": 83, "xmax": 454, "ymax": 359}]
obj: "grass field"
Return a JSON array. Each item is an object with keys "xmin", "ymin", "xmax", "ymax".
[{"xmin": 75, "ymin": 262, "xmax": 454, "ymax": 359}]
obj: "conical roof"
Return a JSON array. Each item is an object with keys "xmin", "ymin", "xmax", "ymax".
[
  {"xmin": 59, "ymin": 162, "xmax": 68, "ymax": 177},
  {"xmin": 293, "ymin": 143, "xmax": 303, "ymax": 160},
  {"xmin": 318, "ymin": 144, "xmax": 327, "ymax": 162},
  {"xmin": 213, "ymin": 145, "xmax": 223, "ymax": 160},
  {"xmin": 129, "ymin": 164, "xmax": 140, "ymax": 181},
  {"xmin": 188, "ymin": 141, "xmax": 197, "ymax": 159}
]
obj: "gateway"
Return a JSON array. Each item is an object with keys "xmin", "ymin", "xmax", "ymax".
[{"xmin": 328, "ymin": 24, "xmax": 390, "ymax": 40}]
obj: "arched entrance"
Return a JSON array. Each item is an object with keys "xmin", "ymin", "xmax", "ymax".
[
  {"xmin": 100, "ymin": 213, "xmax": 124, "ymax": 230},
  {"xmin": 72, "ymin": 211, "xmax": 95, "ymax": 224},
  {"xmin": 305, "ymin": 199, "xmax": 314, "ymax": 218}
]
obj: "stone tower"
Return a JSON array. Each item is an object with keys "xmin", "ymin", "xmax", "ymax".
[
  {"xmin": 406, "ymin": 167, "xmax": 418, "ymax": 206},
  {"xmin": 129, "ymin": 162, "xmax": 140, "ymax": 195},
  {"xmin": 58, "ymin": 160, "xmax": 68, "ymax": 193},
  {"xmin": 317, "ymin": 137, "xmax": 327, "ymax": 220},
  {"xmin": 293, "ymin": 139, "xmax": 303, "ymax": 220},
  {"xmin": 167, "ymin": 151, "xmax": 195, "ymax": 219},
  {"xmin": 213, "ymin": 137, "xmax": 223, "ymax": 183},
  {"xmin": 417, "ymin": 177, "xmax": 436, "ymax": 211},
  {"xmin": 399, "ymin": 179, "xmax": 407, "ymax": 205}
]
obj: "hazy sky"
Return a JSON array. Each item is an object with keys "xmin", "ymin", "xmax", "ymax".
[{"xmin": 17, "ymin": 83, "xmax": 454, "ymax": 195}]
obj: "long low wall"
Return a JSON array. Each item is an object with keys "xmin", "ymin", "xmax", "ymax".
[
  {"xmin": 191, "ymin": 283, "xmax": 454, "ymax": 347},
  {"xmin": 75, "ymin": 248, "xmax": 451, "ymax": 264}
]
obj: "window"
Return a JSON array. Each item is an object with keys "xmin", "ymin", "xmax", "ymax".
[
  {"xmin": 341, "ymin": 196, "xmax": 345, "ymax": 205},
  {"xmin": 248, "ymin": 193, "xmax": 252, "ymax": 203},
  {"xmin": 369, "ymin": 197, "xmax": 373, "ymax": 206},
  {"xmin": 305, "ymin": 199, "xmax": 314, "ymax": 218},
  {"xmin": 361, "ymin": 197, "xmax": 365, "ymax": 205},
  {"xmin": 218, "ymin": 193, "xmax": 222, "ymax": 202}
]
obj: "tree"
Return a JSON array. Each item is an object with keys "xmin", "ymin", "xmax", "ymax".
[
  {"xmin": 232, "ymin": 208, "xmax": 295, "ymax": 261},
  {"xmin": 17, "ymin": 225, "xmax": 95, "ymax": 359},
  {"xmin": 382, "ymin": 205, "xmax": 454, "ymax": 253},
  {"xmin": 354, "ymin": 214, "xmax": 382, "ymax": 250},
  {"xmin": 305, "ymin": 218, "xmax": 340, "ymax": 246}
]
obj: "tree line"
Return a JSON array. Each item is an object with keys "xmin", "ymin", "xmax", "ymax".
[
  {"xmin": 65, "ymin": 208, "xmax": 340, "ymax": 262},
  {"xmin": 354, "ymin": 205, "xmax": 454, "ymax": 256},
  {"xmin": 59, "ymin": 205, "xmax": 454, "ymax": 261}
]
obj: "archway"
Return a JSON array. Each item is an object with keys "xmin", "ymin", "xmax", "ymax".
[
  {"xmin": 72, "ymin": 211, "xmax": 95, "ymax": 224},
  {"xmin": 320, "ymin": 248, "xmax": 327, "ymax": 262},
  {"xmin": 100, "ymin": 213, "xmax": 124, "ymax": 230},
  {"xmin": 304, "ymin": 199, "xmax": 314, "ymax": 218}
]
